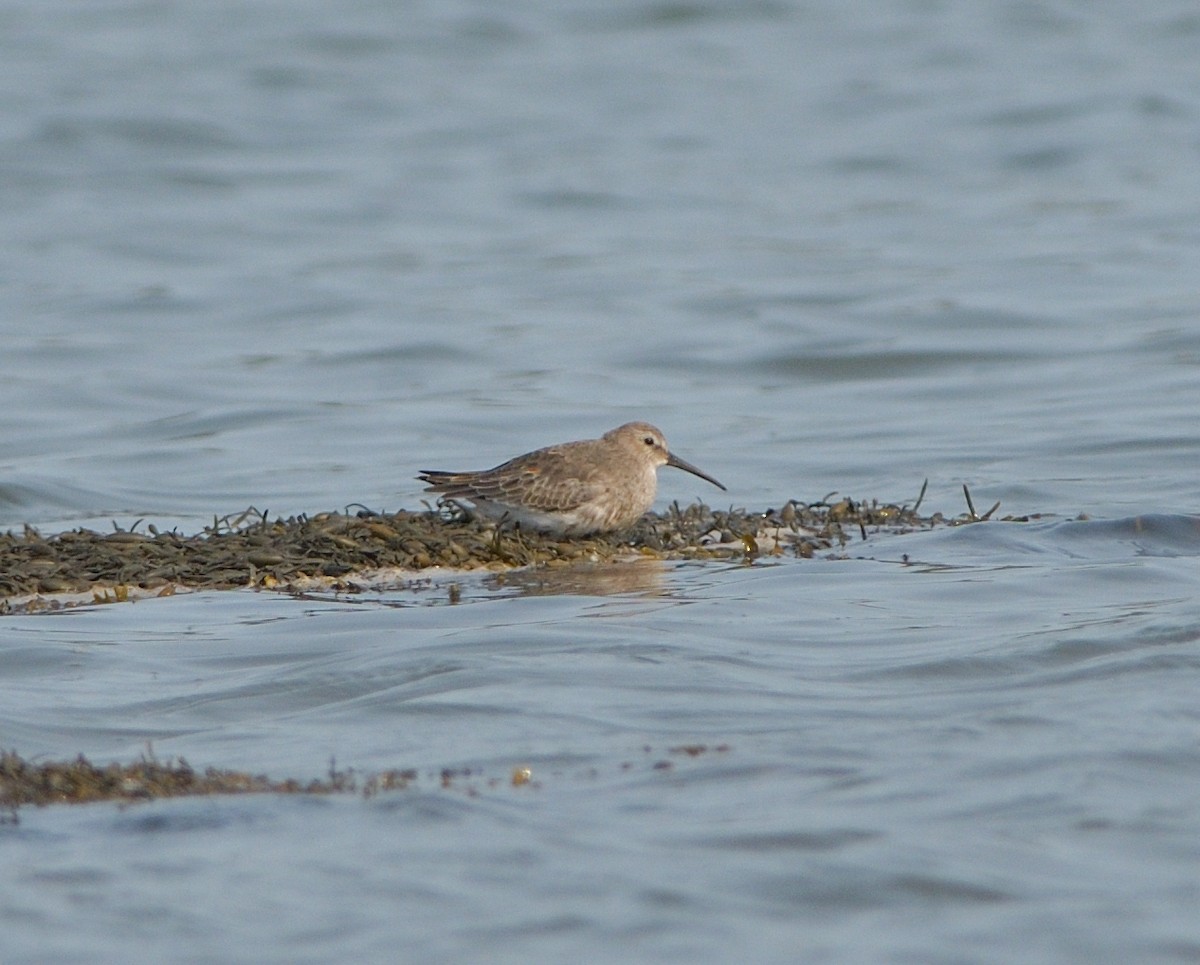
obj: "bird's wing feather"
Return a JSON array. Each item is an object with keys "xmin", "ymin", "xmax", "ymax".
[{"xmin": 420, "ymin": 442, "xmax": 605, "ymax": 513}]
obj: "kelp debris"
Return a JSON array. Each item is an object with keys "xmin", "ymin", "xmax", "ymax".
[
  {"xmin": 0, "ymin": 744, "xmax": 734, "ymax": 818},
  {"xmin": 0, "ymin": 750, "xmax": 356, "ymax": 816},
  {"xmin": 0, "ymin": 486, "xmax": 1028, "ymax": 606}
]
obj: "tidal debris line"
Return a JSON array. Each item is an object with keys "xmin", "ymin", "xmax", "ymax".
[
  {"xmin": 1, "ymin": 487, "xmax": 1025, "ymax": 610},
  {"xmin": 0, "ymin": 746, "xmax": 730, "ymax": 818}
]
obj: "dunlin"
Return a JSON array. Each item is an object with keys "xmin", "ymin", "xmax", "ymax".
[{"xmin": 418, "ymin": 421, "xmax": 726, "ymax": 536}]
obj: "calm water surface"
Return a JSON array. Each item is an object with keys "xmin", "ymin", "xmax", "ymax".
[{"xmin": 3, "ymin": 0, "xmax": 1200, "ymax": 962}]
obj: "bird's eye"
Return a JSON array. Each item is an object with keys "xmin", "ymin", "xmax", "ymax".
[{"xmin": 643, "ymin": 436, "xmax": 655, "ymax": 446}]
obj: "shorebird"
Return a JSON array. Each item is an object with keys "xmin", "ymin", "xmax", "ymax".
[{"xmin": 418, "ymin": 421, "xmax": 726, "ymax": 536}]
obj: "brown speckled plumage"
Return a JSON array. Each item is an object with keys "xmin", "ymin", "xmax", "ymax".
[{"xmin": 418, "ymin": 422, "xmax": 725, "ymax": 536}]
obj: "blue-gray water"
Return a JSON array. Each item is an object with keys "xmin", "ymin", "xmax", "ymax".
[{"xmin": 3, "ymin": 1, "xmax": 1200, "ymax": 962}]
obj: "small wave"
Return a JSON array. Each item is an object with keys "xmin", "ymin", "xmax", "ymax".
[{"xmin": 1047, "ymin": 514, "xmax": 1200, "ymax": 558}]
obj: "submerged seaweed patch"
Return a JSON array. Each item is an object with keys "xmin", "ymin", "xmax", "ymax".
[
  {"xmin": 0, "ymin": 750, "xmax": 355, "ymax": 815},
  {"xmin": 0, "ymin": 745, "xmax": 733, "ymax": 817}
]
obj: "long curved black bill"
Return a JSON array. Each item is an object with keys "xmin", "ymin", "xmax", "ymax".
[{"xmin": 666, "ymin": 452, "xmax": 726, "ymax": 491}]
